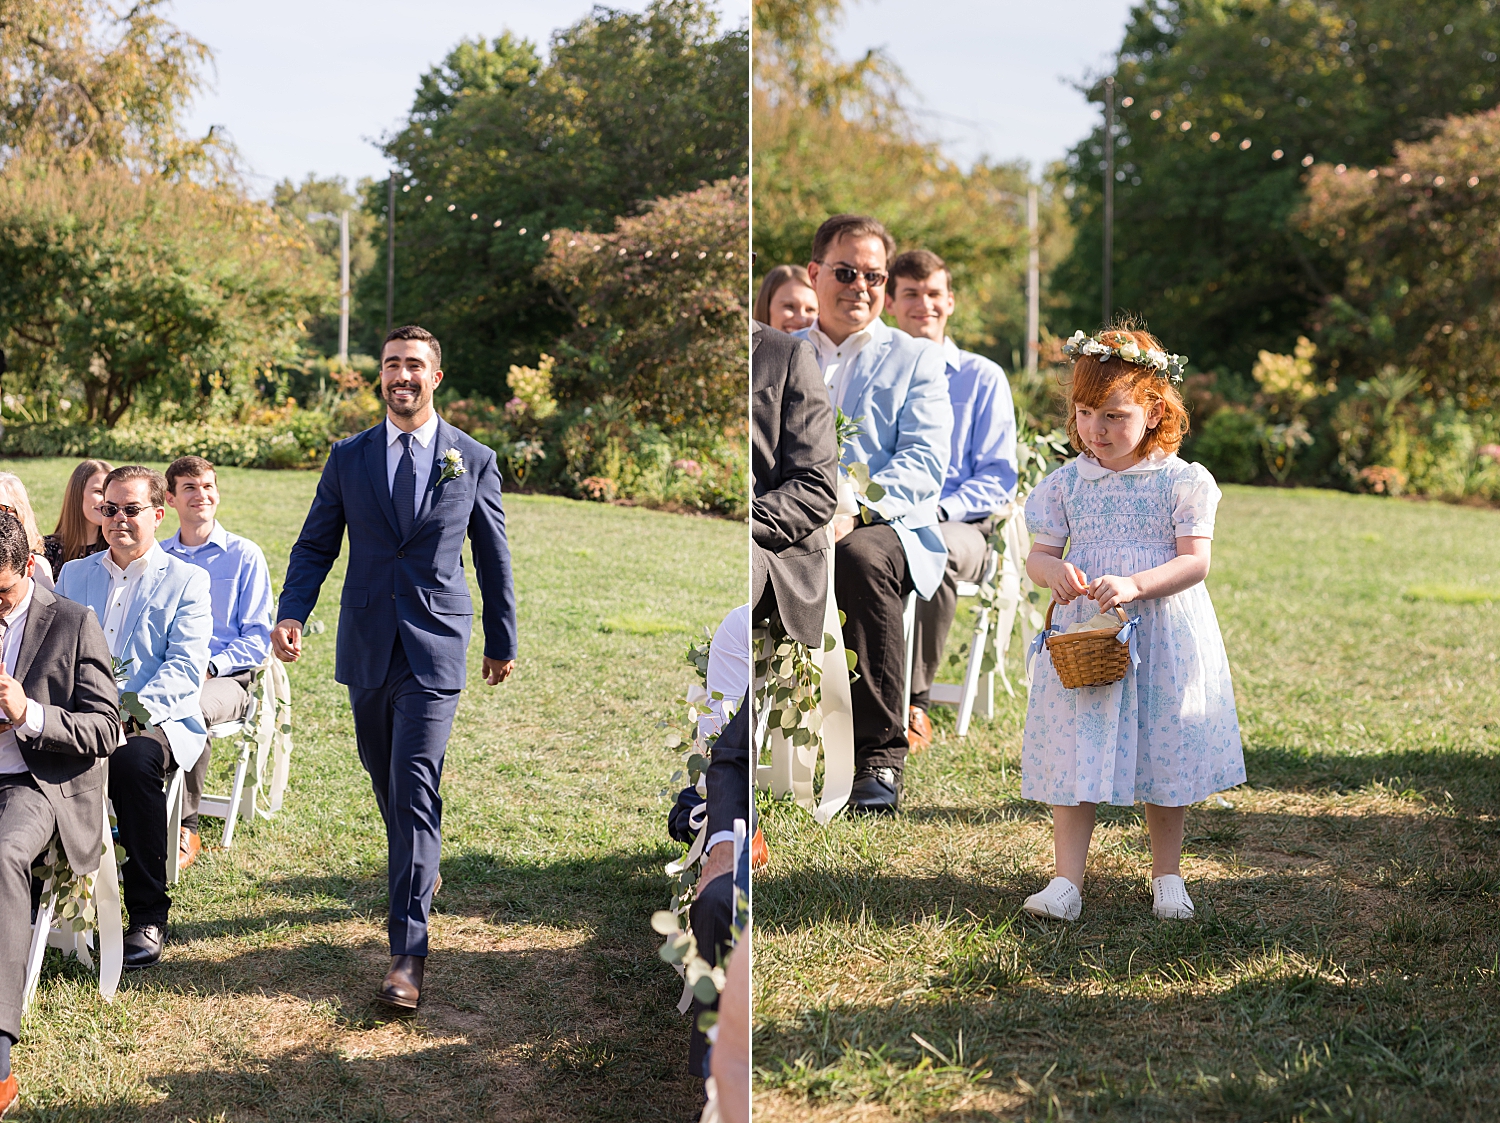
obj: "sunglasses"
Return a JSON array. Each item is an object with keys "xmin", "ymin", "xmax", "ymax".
[
  {"xmin": 100, "ymin": 503, "xmax": 155, "ymax": 519},
  {"xmin": 819, "ymin": 261, "xmax": 888, "ymax": 289}
]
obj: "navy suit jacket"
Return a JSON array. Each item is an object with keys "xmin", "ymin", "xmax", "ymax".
[{"xmin": 277, "ymin": 419, "xmax": 517, "ymax": 690}]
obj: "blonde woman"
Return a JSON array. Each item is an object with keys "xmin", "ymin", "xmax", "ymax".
[
  {"xmin": 0, "ymin": 472, "xmax": 56, "ymax": 589},
  {"xmin": 43, "ymin": 458, "xmax": 113, "ymax": 574},
  {"xmin": 752, "ymin": 264, "xmax": 818, "ymax": 333}
]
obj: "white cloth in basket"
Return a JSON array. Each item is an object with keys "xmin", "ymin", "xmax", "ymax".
[{"xmin": 1021, "ymin": 453, "xmax": 1244, "ymax": 807}]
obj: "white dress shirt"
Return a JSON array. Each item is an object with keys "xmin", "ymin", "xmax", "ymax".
[
  {"xmin": 0, "ymin": 580, "xmax": 48, "ymax": 775},
  {"xmin": 385, "ymin": 414, "xmax": 440, "ymax": 499},
  {"xmin": 807, "ymin": 316, "xmax": 889, "ymax": 413},
  {"xmin": 100, "ymin": 545, "xmax": 161, "ymax": 659}
]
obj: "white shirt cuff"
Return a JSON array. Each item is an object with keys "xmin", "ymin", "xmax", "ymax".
[
  {"xmin": 705, "ymin": 830, "xmax": 736, "ymax": 853},
  {"xmin": 20, "ymin": 698, "xmax": 43, "ymax": 736},
  {"xmin": 208, "ymin": 654, "xmax": 227, "ymax": 677}
]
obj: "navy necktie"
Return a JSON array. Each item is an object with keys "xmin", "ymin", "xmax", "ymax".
[{"xmin": 394, "ymin": 432, "xmax": 416, "ymax": 538}]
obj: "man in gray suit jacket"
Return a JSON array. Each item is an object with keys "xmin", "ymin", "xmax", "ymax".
[
  {"xmin": 751, "ymin": 320, "xmax": 839, "ymax": 645},
  {"xmin": 0, "ymin": 514, "xmax": 122, "ymax": 1114}
]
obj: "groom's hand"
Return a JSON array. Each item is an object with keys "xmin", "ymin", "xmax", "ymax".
[
  {"xmin": 482, "ymin": 657, "xmax": 515, "ymax": 685},
  {"xmin": 271, "ymin": 619, "xmax": 304, "ymax": 663}
]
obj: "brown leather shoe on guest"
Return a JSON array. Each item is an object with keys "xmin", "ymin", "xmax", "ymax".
[
  {"xmin": 907, "ymin": 705, "xmax": 933, "ymax": 753},
  {"xmin": 0, "ymin": 1071, "xmax": 18, "ymax": 1117},
  {"xmin": 375, "ymin": 954, "xmax": 425, "ymax": 1010},
  {"xmin": 750, "ymin": 827, "xmax": 770, "ymax": 870},
  {"xmin": 178, "ymin": 827, "xmax": 201, "ymax": 870}
]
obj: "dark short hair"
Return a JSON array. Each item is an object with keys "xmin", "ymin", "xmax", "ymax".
[
  {"xmin": 810, "ymin": 214, "xmax": 895, "ymax": 269},
  {"xmin": 888, "ymin": 249, "xmax": 952, "ymax": 293},
  {"xmin": 383, "ymin": 324, "xmax": 442, "ymax": 371},
  {"xmin": 165, "ymin": 455, "xmax": 215, "ymax": 493},
  {"xmin": 104, "ymin": 465, "xmax": 167, "ymax": 508},
  {"xmin": 0, "ymin": 514, "xmax": 29, "ymax": 577}
]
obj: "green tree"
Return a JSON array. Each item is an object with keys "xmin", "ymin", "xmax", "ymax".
[
  {"xmin": 272, "ymin": 174, "xmax": 379, "ymax": 359},
  {"xmin": 751, "ymin": 0, "xmax": 1070, "ymax": 371},
  {"xmin": 0, "ymin": 162, "xmax": 331, "ymax": 425},
  {"xmin": 538, "ymin": 177, "xmax": 747, "ymax": 432},
  {"xmin": 0, "ymin": 0, "xmax": 214, "ymax": 172},
  {"xmin": 1053, "ymin": 0, "xmax": 1500, "ymax": 391},
  {"xmin": 358, "ymin": 0, "xmax": 748, "ymax": 396}
]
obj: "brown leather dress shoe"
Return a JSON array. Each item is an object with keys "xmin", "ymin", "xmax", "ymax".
[
  {"xmin": 0, "ymin": 1071, "xmax": 18, "ymax": 1117},
  {"xmin": 907, "ymin": 705, "xmax": 933, "ymax": 753},
  {"xmin": 178, "ymin": 827, "xmax": 202, "ymax": 871},
  {"xmin": 375, "ymin": 954, "xmax": 425, "ymax": 1010},
  {"xmin": 750, "ymin": 827, "xmax": 770, "ymax": 870}
]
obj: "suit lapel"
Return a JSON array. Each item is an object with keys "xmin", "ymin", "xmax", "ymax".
[
  {"xmin": 118, "ymin": 551, "xmax": 169, "ymax": 652},
  {"xmin": 839, "ymin": 334, "xmax": 893, "ymax": 420},
  {"xmin": 405, "ymin": 420, "xmax": 452, "ymax": 541},
  {"xmin": 363, "ymin": 425, "xmax": 401, "ymax": 537},
  {"xmin": 12, "ymin": 584, "xmax": 55, "ymax": 685}
]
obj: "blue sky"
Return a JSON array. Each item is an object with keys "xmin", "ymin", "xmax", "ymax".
[
  {"xmin": 830, "ymin": 0, "xmax": 1140, "ymax": 173},
  {"xmin": 172, "ymin": 0, "xmax": 743, "ymax": 195},
  {"xmin": 169, "ymin": 1, "xmax": 1133, "ymax": 194}
]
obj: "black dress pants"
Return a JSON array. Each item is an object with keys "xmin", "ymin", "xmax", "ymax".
[
  {"xmin": 834, "ymin": 523, "xmax": 915, "ymax": 772},
  {"xmin": 687, "ymin": 871, "xmax": 736, "ymax": 1078},
  {"xmin": 109, "ymin": 728, "xmax": 173, "ymax": 926}
]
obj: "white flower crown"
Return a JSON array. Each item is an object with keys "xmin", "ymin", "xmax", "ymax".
[{"xmin": 1062, "ymin": 330, "xmax": 1188, "ymax": 385}]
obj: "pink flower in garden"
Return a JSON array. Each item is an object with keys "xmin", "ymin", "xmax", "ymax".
[
  {"xmin": 673, "ymin": 458, "xmax": 703, "ymax": 477},
  {"xmin": 505, "ymin": 397, "xmax": 526, "ymax": 418},
  {"xmin": 1479, "ymin": 444, "xmax": 1500, "ymax": 463}
]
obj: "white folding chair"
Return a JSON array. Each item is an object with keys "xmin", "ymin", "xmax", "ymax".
[
  {"xmin": 900, "ymin": 590, "xmax": 917, "ymax": 735},
  {"xmin": 164, "ymin": 766, "xmax": 185, "ymax": 885},
  {"xmin": 927, "ymin": 546, "xmax": 1001, "ymax": 736},
  {"xmin": 24, "ymin": 807, "xmax": 124, "ymax": 1013},
  {"xmin": 196, "ymin": 666, "xmax": 266, "ymax": 850}
]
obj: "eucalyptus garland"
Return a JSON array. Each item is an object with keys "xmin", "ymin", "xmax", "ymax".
[{"xmin": 651, "ymin": 626, "xmax": 746, "ymax": 1031}]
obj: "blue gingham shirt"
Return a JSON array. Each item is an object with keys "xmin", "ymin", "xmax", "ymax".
[
  {"xmin": 161, "ymin": 523, "xmax": 273, "ymax": 676},
  {"xmin": 938, "ymin": 337, "xmax": 1019, "ymax": 522}
]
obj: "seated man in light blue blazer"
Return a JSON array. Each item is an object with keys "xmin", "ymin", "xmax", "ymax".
[
  {"xmin": 56, "ymin": 465, "xmax": 212, "ymax": 969},
  {"xmin": 793, "ymin": 213, "xmax": 953, "ymax": 813}
]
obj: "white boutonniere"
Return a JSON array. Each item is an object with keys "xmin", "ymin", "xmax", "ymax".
[{"xmin": 437, "ymin": 447, "xmax": 466, "ymax": 485}]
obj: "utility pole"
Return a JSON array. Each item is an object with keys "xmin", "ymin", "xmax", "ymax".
[
  {"xmin": 385, "ymin": 174, "xmax": 396, "ymax": 337},
  {"xmin": 338, "ymin": 210, "xmax": 350, "ymax": 365},
  {"xmin": 1102, "ymin": 75, "xmax": 1115, "ymax": 326},
  {"xmin": 1026, "ymin": 183, "xmax": 1040, "ymax": 377}
]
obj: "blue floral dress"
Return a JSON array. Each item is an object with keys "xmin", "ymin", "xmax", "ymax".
[{"xmin": 1021, "ymin": 453, "xmax": 1244, "ymax": 807}]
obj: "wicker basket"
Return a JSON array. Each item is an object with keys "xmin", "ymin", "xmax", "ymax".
[{"xmin": 1043, "ymin": 602, "xmax": 1133, "ymax": 689}]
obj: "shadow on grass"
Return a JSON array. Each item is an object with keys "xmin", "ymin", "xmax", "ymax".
[
  {"xmin": 170, "ymin": 848, "xmax": 680, "ymax": 945},
  {"xmin": 1244, "ymin": 741, "xmax": 1500, "ymax": 811},
  {"xmin": 25, "ymin": 939, "xmax": 703, "ymax": 1122}
]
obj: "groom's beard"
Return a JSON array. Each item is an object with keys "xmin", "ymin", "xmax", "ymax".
[{"xmin": 383, "ymin": 381, "xmax": 429, "ymax": 417}]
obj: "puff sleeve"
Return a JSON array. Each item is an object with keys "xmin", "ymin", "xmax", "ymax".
[
  {"xmin": 1025, "ymin": 466, "xmax": 1071, "ymax": 548},
  {"xmin": 1172, "ymin": 462, "xmax": 1222, "ymax": 539}
]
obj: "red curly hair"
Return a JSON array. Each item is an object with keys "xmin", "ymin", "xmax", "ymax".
[{"xmin": 1063, "ymin": 326, "xmax": 1190, "ymax": 459}]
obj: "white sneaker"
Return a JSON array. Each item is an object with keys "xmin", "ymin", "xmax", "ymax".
[
  {"xmin": 1152, "ymin": 874, "xmax": 1195, "ymax": 920},
  {"xmin": 1022, "ymin": 876, "xmax": 1083, "ymax": 921}
]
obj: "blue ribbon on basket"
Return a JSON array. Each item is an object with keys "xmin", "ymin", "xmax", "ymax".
[
  {"xmin": 1026, "ymin": 624, "xmax": 1056, "ymax": 680},
  {"xmin": 1115, "ymin": 614, "xmax": 1143, "ymax": 669}
]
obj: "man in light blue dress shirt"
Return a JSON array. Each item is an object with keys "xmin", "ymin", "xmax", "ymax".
[
  {"xmin": 888, "ymin": 250, "xmax": 1017, "ymax": 747},
  {"xmin": 161, "ymin": 456, "xmax": 274, "ymax": 869}
]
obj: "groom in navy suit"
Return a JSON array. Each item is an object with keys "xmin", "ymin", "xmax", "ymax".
[{"xmin": 272, "ymin": 324, "xmax": 517, "ymax": 1009}]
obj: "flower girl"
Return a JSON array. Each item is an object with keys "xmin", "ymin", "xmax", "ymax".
[{"xmin": 1019, "ymin": 326, "xmax": 1243, "ymax": 923}]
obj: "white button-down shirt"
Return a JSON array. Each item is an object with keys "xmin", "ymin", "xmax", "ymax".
[
  {"xmin": 385, "ymin": 414, "xmax": 440, "ymax": 499},
  {"xmin": 807, "ymin": 316, "xmax": 889, "ymax": 413},
  {"xmin": 0, "ymin": 580, "xmax": 48, "ymax": 775},
  {"xmin": 100, "ymin": 545, "xmax": 160, "ymax": 659}
]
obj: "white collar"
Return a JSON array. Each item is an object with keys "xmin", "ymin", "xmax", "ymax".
[
  {"xmin": 168, "ymin": 521, "xmax": 228, "ymax": 552},
  {"xmin": 1074, "ymin": 450, "xmax": 1177, "ymax": 480},
  {"xmin": 807, "ymin": 315, "xmax": 890, "ymax": 357},
  {"xmin": 3, "ymin": 580, "xmax": 34, "ymax": 627},
  {"xmin": 386, "ymin": 414, "xmax": 440, "ymax": 448},
  {"xmin": 102, "ymin": 542, "xmax": 162, "ymax": 579},
  {"xmin": 941, "ymin": 336, "xmax": 963, "ymax": 370}
]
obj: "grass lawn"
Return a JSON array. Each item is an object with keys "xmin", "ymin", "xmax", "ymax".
[
  {"xmin": 5, "ymin": 458, "xmax": 743, "ymax": 1122},
  {"xmin": 754, "ymin": 485, "xmax": 1500, "ymax": 1122}
]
